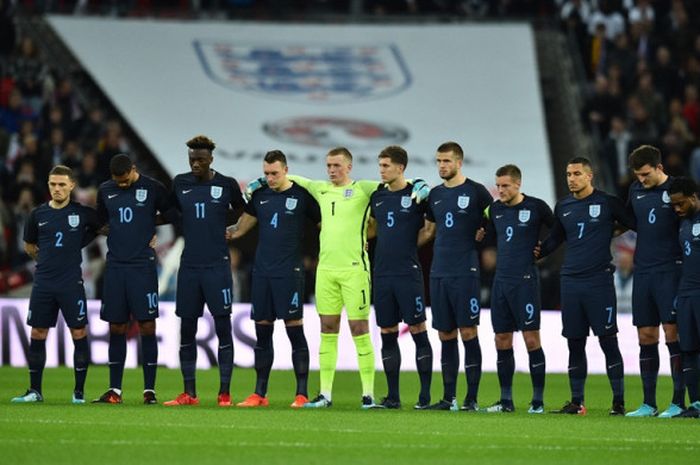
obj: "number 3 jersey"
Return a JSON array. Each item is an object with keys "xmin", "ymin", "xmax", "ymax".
[
  {"xmin": 172, "ymin": 171, "xmax": 245, "ymax": 267},
  {"xmin": 678, "ymin": 210, "xmax": 700, "ymax": 297}
]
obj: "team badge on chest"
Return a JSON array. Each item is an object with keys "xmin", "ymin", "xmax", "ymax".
[
  {"xmin": 589, "ymin": 204, "xmax": 601, "ymax": 218},
  {"xmin": 344, "ymin": 189, "xmax": 353, "ymax": 198},
  {"xmin": 211, "ymin": 186, "xmax": 223, "ymax": 199},
  {"xmin": 518, "ymin": 209, "xmax": 531, "ymax": 223},
  {"xmin": 135, "ymin": 189, "xmax": 148, "ymax": 203},
  {"xmin": 285, "ymin": 197, "xmax": 298, "ymax": 210},
  {"xmin": 401, "ymin": 196, "xmax": 412, "ymax": 209},
  {"xmin": 662, "ymin": 191, "xmax": 671, "ymax": 204},
  {"xmin": 692, "ymin": 223, "xmax": 700, "ymax": 237},
  {"xmin": 457, "ymin": 195, "xmax": 470, "ymax": 209},
  {"xmin": 68, "ymin": 214, "xmax": 80, "ymax": 228}
]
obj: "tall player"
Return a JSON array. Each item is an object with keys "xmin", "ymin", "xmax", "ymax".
[
  {"xmin": 11, "ymin": 165, "xmax": 99, "ymax": 404},
  {"xmin": 369, "ymin": 146, "xmax": 433, "ymax": 409},
  {"xmin": 163, "ymin": 135, "xmax": 244, "ymax": 407},
  {"xmin": 230, "ymin": 150, "xmax": 319, "ymax": 408},
  {"xmin": 668, "ymin": 177, "xmax": 700, "ymax": 418},
  {"xmin": 92, "ymin": 154, "xmax": 174, "ymax": 404},
  {"xmin": 625, "ymin": 145, "xmax": 685, "ymax": 418},
  {"xmin": 483, "ymin": 164, "xmax": 553, "ymax": 413},
  {"xmin": 539, "ymin": 157, "xmax": 635, "ymax": 415},
  {"xmin": 420, "ymin": 141, "xmax": 492, "ymax": 411}
]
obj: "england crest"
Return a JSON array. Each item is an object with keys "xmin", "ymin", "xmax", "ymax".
[
  {"xmin": 693, "ymin": 223, "xmax": 700, "ymax": 237},
  {"xmin": 135, "ymin": 189, "xmax": 148, "ymax": 203},
  {"xmin": 401, "ymin": 195, "xmax": 412, "ymax": 209},
  {"xmin": 211, "ymin": 186, "xmax": 223, "ymax": 199},
  {"xmin": 589, "ymin": 204, "xmax": 601, "ymax": 218},
  {"xmin": 518, "ymin": 210, "xmax": 531, "ymax": 223},
  {"xmin": 344, "ymin": 189, "xmax": 353, "ymax": 198},
  {"xmin": 457, "ymin": 195, "xmax": 470, "ymax": 209},
  {"xmin": 285, "ymin": 197, "xmax": 298, "ymax": 210},
  {"xmin": 662, "ymin": 191, "xmax": 671, "ymax": 204},
  {"xmin": 193, "ymin": 40, "xmax": 411, "ymax": 103},
  {"xmin": 68, "ymin": 214, "xmax": 80, "ymax": 228}
]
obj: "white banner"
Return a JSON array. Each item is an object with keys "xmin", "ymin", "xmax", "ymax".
[
  {"xmin": 0, "ymin": 299, "xmax": 659, "ymax": 374},
  {"xmin": 48, "ymin": 17, "xmax": 555, "ymax": 205}
]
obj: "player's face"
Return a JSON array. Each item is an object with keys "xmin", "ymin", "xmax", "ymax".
[
  {"xmin": 378, "ymin": 158, "xmax": 403, "ymax": 184},
  {"xmin": 436, "ymin": 151, "xmax": 461, "ymax": 181},
  {"xmin": 112, "ymin": 167, "xmax": 137, "ymax": 189},
  {"xmin": 670, "ymin": 192, "xmax": 698, "ymax": 218},
  {"xmin": 566, "ymin": 163, "xmax": 593, "ymax": 194},
  {"xmin": 47, "ymin": 174, "xmax": 75, "ymax": 203},
  {"xmin": 188, "ymin": 148, "xmax": 213, "ymax": 178},
  {"xmin": 264, "ymin": 160, "xmax": 288, "ymax": 189},
  {"xmin": 633, "ymin": 163, "xmax": 664, "ymax": 189},
  {"xmin": 495, "ymin": 175, "xmax": 521, "ymax": 204},
  {"xmin": 326, "ymin": 154, "xmax": 352, "ymax": 185}
]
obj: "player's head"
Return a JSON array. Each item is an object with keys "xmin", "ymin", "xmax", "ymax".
[
  {"xmin": 629, "ymin": 145, "xmax": 665, "ymax": 189},
  {"xmin": 186, "ymin": 135, "xmax": 215, "ymax": 179},
  {"xmin": 495, "ymin": 164, "xmax": 522, "ymax": 204},
  {"xmin": 378, "ymin": 145, "xmax": 407, "ymax": 185},
  {"xmin": 566, "ymin": 156, "xmax": 594, "ymax": 195},
  {"xmin": 435, "ymin": 141, "xmax": 463, "ymax": 181},
  {"xmin": 669, "ymin": 177, "xmax": 699, "ymax": 218},
  {"xmin": 263, "ymin": 150, "xmax": 289, "ymax": 190},
  {"xmin": 326, "ymin": 147, "xmax": 353, "ymax": 186},
  {"xmin": 47, "ymin": 165, "xmax": 76, "ymax": 203},
  {"xmin": 110, "ymin": 154, "xmax": 137, "ymax": 189}
]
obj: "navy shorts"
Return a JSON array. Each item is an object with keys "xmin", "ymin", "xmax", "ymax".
[
  {"xmin": 560, "ymin": 271, "xmax": 617, "ymax": 338},
  {"xmin": 676, "ymin": 295, "xmax": 700, "ymax": 352},
  {"xmin": 250, "ymin": 273, "xmax": 304, "ymax": 322},
  {"xmin": 28, "ymin": 280, "xmax": 88, "ymax": 329},
  {"xmin": 176, "ymin": 263, "xmax": 233, "ymax": 318},
  {"xmin": 101, "ymin": 263, "xmax": 159, "ymax": 323},
  {"xmin": 430, "ymin": 275, "xmax": 480, "ymax": 332},
  {"xmin": 632, "ymin": 267, "xmax": 681, "ymax": 327},
  {"xmin": 373, "ymin": 270, "xmax": 427, "ymax": 328},
  {"xmin": 491, "ymin": 275, "xmax": 541, "ymax": 333}
]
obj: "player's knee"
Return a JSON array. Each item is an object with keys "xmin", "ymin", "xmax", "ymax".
[
  {"xmin": 494, "ymin": 332, "xmax": 513, "ymax": 350},
  {"xmin": 137, "ymin": 320, "xmax": 156, "ymax": 336},
  {"xmin": 110, "ymin": 323, "xmax": 128, "ymax": 335},
  {"xmin": 459, "ymin": 326, "xmax": 478, "ymax": 341},
  {"xmin": 349, "ymin": 319, "xmax": 369, "ymax": 337},
  {"xmin": 70, "ymin": 327, "xmax": 87, "ymax": 340},
  {"xmin": 522, "ymin": 331, "xmax": 541, "ymax": 351},
  {"xmin": 408, "ymin": 322, "xmax": 426, "ymax": 334},
  {"xmin": 30, "ymin": 327, "xmax": 49, "ymax": 340}
]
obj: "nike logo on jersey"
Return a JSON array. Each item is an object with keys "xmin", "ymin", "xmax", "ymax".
[
  {"xmin": 108, "ymin": 194, "xmax": 118, "ymax": 199},
  {"xmin": 495, "ymin": 215, "xmax": 503, "ymax": 219},
  {"xmin": 433, "ymin": 200, "xmax": 442, "ymax": 205},
  {"xmin": 605, "ymin": 324, "xmax": 614, "ymax": 330},
  {"xmin": 636, "ymin": 194, "xmax": 646, "ymax": 199},
  {"xmin": 563, "ymin": 211, "xmax": 572, "ymax": 216},
  {"xmin": 375, "ymin": 201, "xmax": 384, "ymax": 207},
  {"xmin": 260, "ymin": 200, "xmax": 270, "ymax": 204},
  {"xmin": 182, "ymin": 189, "xmax": 192, "ymax": 194},
  {"xmin": 38, "ymin": 221, "xmax": 49, "ymax": 227}
]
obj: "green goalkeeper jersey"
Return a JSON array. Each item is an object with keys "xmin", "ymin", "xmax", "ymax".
[{"xmin": 290, "ymin": 176, "xmax": 378, "ymax": 271}]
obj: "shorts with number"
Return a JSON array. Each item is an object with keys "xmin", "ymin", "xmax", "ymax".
[
  {"xmin": 560, "ymin": 271, "xmax": 617, "ymax": 338},
  {"xmin": 676, "ymin": 295, "xmax": 700, "ymax": 352},
  {"xmin": 176, "ymin": 263, "xmax": 233, "ymax": 318},
  {"xmin": 28, "ymin": 280, "xmax": 88, "ymax": 329},
  {"xmin": 430, "ymin": 275, "xmax": 480, "ymax": 332},
  {"xmin": 632, "ymin": 267, "xmax": 681, "ymax": 327},
  {"xmin": 315, "ymin": 268, "xmax": 371, "ymax": 320},
  {"xmin": 101, "ymin": 263, "xmax": 159, "ymax": 323},
  {"xmin": 373, "ymin": 270, "xmax": 426, "ymax": 328},
  {"xmin": 251, "ymin": 272, "xmax": 305, "ymax": 321},
  {"xmin": 491, "ymin": 275, "xmax": 541, "ymax": 333}
]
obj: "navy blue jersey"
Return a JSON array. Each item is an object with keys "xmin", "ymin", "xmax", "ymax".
[
  {"xmin": 97, "ymin": 174, "xmax": 172, "ymax": 266},
  {"xmin": 245, "ymin": 183, "xmax": 320, "ymax": 277},
  {"xmin": 678, "ymin": 210, "xmax": 700, "ymax": 297},
  {"xmin": 541, "ymin": 189, "xmax": 635, "ymax": 277},
  {"xmin": 370, "ymin": 185, "xmax": 426, "ymax": 277},
  {"xmin": 172, "ymin": 171, "xmax": 244, "ymax": 267},
  {"xmin": 426, "ymin": 179, "xmax": 492, "ymax": 277},
  {"xmin": 628, "ymin": 178, "xmax": 681, "ymax": 273},
  {"xmin": 24, "ymin": 201, "xmax": 100, "ymax": 285},
  {"xmin": 488, "ymin": 195, "xmax": 554, "ymax": 280}
]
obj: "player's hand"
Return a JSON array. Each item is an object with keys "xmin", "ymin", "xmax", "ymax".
[
  {"xmin": 225, "ymin": 224, "xmax": 238, "ymax": 241},
  {"xmin": 533, "ymin": 241, "xmax": 542, "ymax": 259},
  {"xmin": 475, "ymin": 227, "xmax": 485, "ymax": 242},
  {"xmin": 149, "ymin": 234, "xmax": 157, "ymax": 249},
  {"xmin": 245, "ymin": 177, "xmax": 267, "ymax": 201},
  {"xmin": 410, "ymin": 178, "xmax": 430, "ymax": 204}
]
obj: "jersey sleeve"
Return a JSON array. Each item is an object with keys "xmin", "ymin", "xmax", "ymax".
[
  {"xmin": 369, "ymin": 191, "xmax": 378, "ymax": 219},
  {"xmin": 170, "ymin": 177, "xmax": 182, "ymax": 212},
  {"xmin": 425, "ymin": 191, "xmax": 436, "ymax": 222},
  {"xmin": 96, "ymin": 187, "xmax": 108, "ymax": 225},
  {"xmin": 81, "ymin": 205, "xmax": 101, "ymax": 247},
  {"xmin": 608, "ymin": 193, "xmax": 636, "ymax": 230},
  {"xmin": 155, "ymin": 180, "xmax": 179, "ymax": 224},
  {"xmin": 540, "ymin": 203, "xmax": 565, "ymax": 257},
  {"xmin": 244, "ymin": 191, "xmax": 258, "ymax": 217},
  {"xmin": 288, "ymin": 175, "xmax": 315, "ymax": 195},
  {"xmin": 537, "ymin": 198, "xmax": 555, "ymax": 229},
  {"xmin": 229, "ymin": 177, "xmax": 246, "ymax": 211},
  {"xmin": 484, "ymin": 202, "xmax": 497, "ymax": 243},
  {"xmin": 477, "ymin": 183, "xmax": 493, "ymax": 227},
  {"xmin": 304, "ymin": 188, "xmax": 321, "ymax": 223},
  {"xmin": 358, "ymin": 180, "xmax": 380, "ymax": 197},
  {"xmin": 23, "ymin": 208, "xmax": 38, "ymax": 244}
]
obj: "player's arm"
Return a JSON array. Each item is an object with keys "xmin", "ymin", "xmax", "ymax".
[
  {"xmin": 480, "ymin": 204, "xmax": 496, "ymax": 244},
  {"xmin": 418, "ymin": 219, "xmax": 436, "ymax": 247},
  {"xmin": 608, "ymin": 193, "xmax": 637, "ymax": 233},
  {"xmin": 22, "ymin": 208, "xmax": 39, "ymax": 260},
  {"xmin": 81, "ymin": 205, "xmax": 102, "ymax": 246},
  {"xmin": 227, "ymin": 213, "xmax": 258, "ymax": 241},
  {"xmin": 155, "ymin": 182, "xmax": 179, "ymax": 225},
  {"xmin": 24, "ymin": 242, "xmax": 38, "ymax": 260},
  {"xmin": 228, "ymin": 177, "xmax": 246, "ymax": 219},
  {"xmin": 538, "ymin": 204, "xmax": 565, "ymax": 258},
  {"xmin": 357, "ymin": 180, "xmax": 381, "ymax": 197}
]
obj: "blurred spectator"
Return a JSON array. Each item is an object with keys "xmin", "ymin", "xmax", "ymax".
[
  {"xmin": 9, "ymin": 37, "xmax": 49, "ymax": 112},
  {"xmin": 479, "ymin": 247, "xmax": 496, "ymax": 308},
  {"xmin": 77, "ymin": 150, "xmax": 101, "ymax": 188},
  {"xmin": 682, "ymin": 83, "xmax": 699, "ymax": 138},
  {"xmin": 633, "ymin": 70, "xmax": 667, "ymax": 131},
  {"xmin": 582, "ymin": 74, "xmax": 624, "ymax": 140},
  {"xmin": 10, "ymin": 185, "xmax": 36, "ymax": 267},
  {"xmin": 613, "ymin": 234, "xmax": 635, "ymax": 314},
  {"xmin": 651, "ymin": 46, "xmax": 683, "ymax": 101},
  {"xmin": 588, "ymin": 0, "xmax": 625, "ymax": 41},
  {"xmin": 600, "ymin": 115, "xmax": 633, "ymax": 199},
  {"xmin": 0, "ymin": 87, "xmax": 34, "ymax": 134}
]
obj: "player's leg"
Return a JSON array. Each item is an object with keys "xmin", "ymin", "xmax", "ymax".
[
  {"xmin": 57, "ymin": 284, "xmax": 90, "ymax": 403},
  {"xmin": 342, "ymin": 269, "xmax": 376, "ymax": 408},
  {"xmin": 285, "ymin": 318, "xmax": 309, "ymax": 407},
  {"xmin": 214, "ymin": 314, "xmax": 234, "ymax": 404},
  {"xmin": 674, "ymin": 296, "xmax": 700, "ymax": 418},
  {"xmin": 658, "ymin": 268, "xmax": 685, "ymax": 416},
  {"xmin": 428, "ymin": 277, "xmax": 459, "ymax": 411},
  {"xmin": 514, "ymin": 276, "xmax": 546, "ymax": 413},
  {"xmin": 374, "ymin": 276, "xmax": 402, "ymax": 406},
  {"xmin": 488, "ymin": 279, "xmax": 516, "ymax": 413},
  {"xmin": 454, "ymin": 276, "xmax": 482, "ymax": 411},
  {"xmin": 523, "ymin": 330, "xmax": 545, "ymax": 413},
  {"xmin": 137, "ymin": 319, "xmax": 158, "ymax": 404}
]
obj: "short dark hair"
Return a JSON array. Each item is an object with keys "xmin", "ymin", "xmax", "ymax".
[
  {"xmin": 437, "ymin": 141, "xmax": 463, "ymax": 160},
  {"xmin": 495, "ymin": 164, "xmax": 521, "ymax": 181},
  {"xmin": 49, "ymin": 164, "xmax": 75, "ymax": 181},
  {"xmin": 567, "ymin": 156, "xmax": 593, "ymax": 170},
  {"xmin": 110, "ymin": 154, "xmax": 134, "ymax": 176},
  {"xmin": 628, "ymin": 145, "xmax": 662, "ymax": 170},
  {"xmin": 669, "ymin": 177, "xmax": 698, "ymax": 197},
  {"xmin": 186, "ymin": 135, "xmax": 216, "ymax": 153},
  {"xmin": 264, "ymin": 150, "xmax": 287, "ymax": 166},
  {"xmin": 378, "ymin": 145, "xmax": 408, "ymax": 168},
  {"xmin": 327, "ymin": 147, "xmax": 352, "ymax": 162}
]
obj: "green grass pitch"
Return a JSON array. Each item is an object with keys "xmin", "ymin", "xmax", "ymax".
[{"xmin": 1, "ymin": 366, "xmax": 698, "ymax": 465}]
